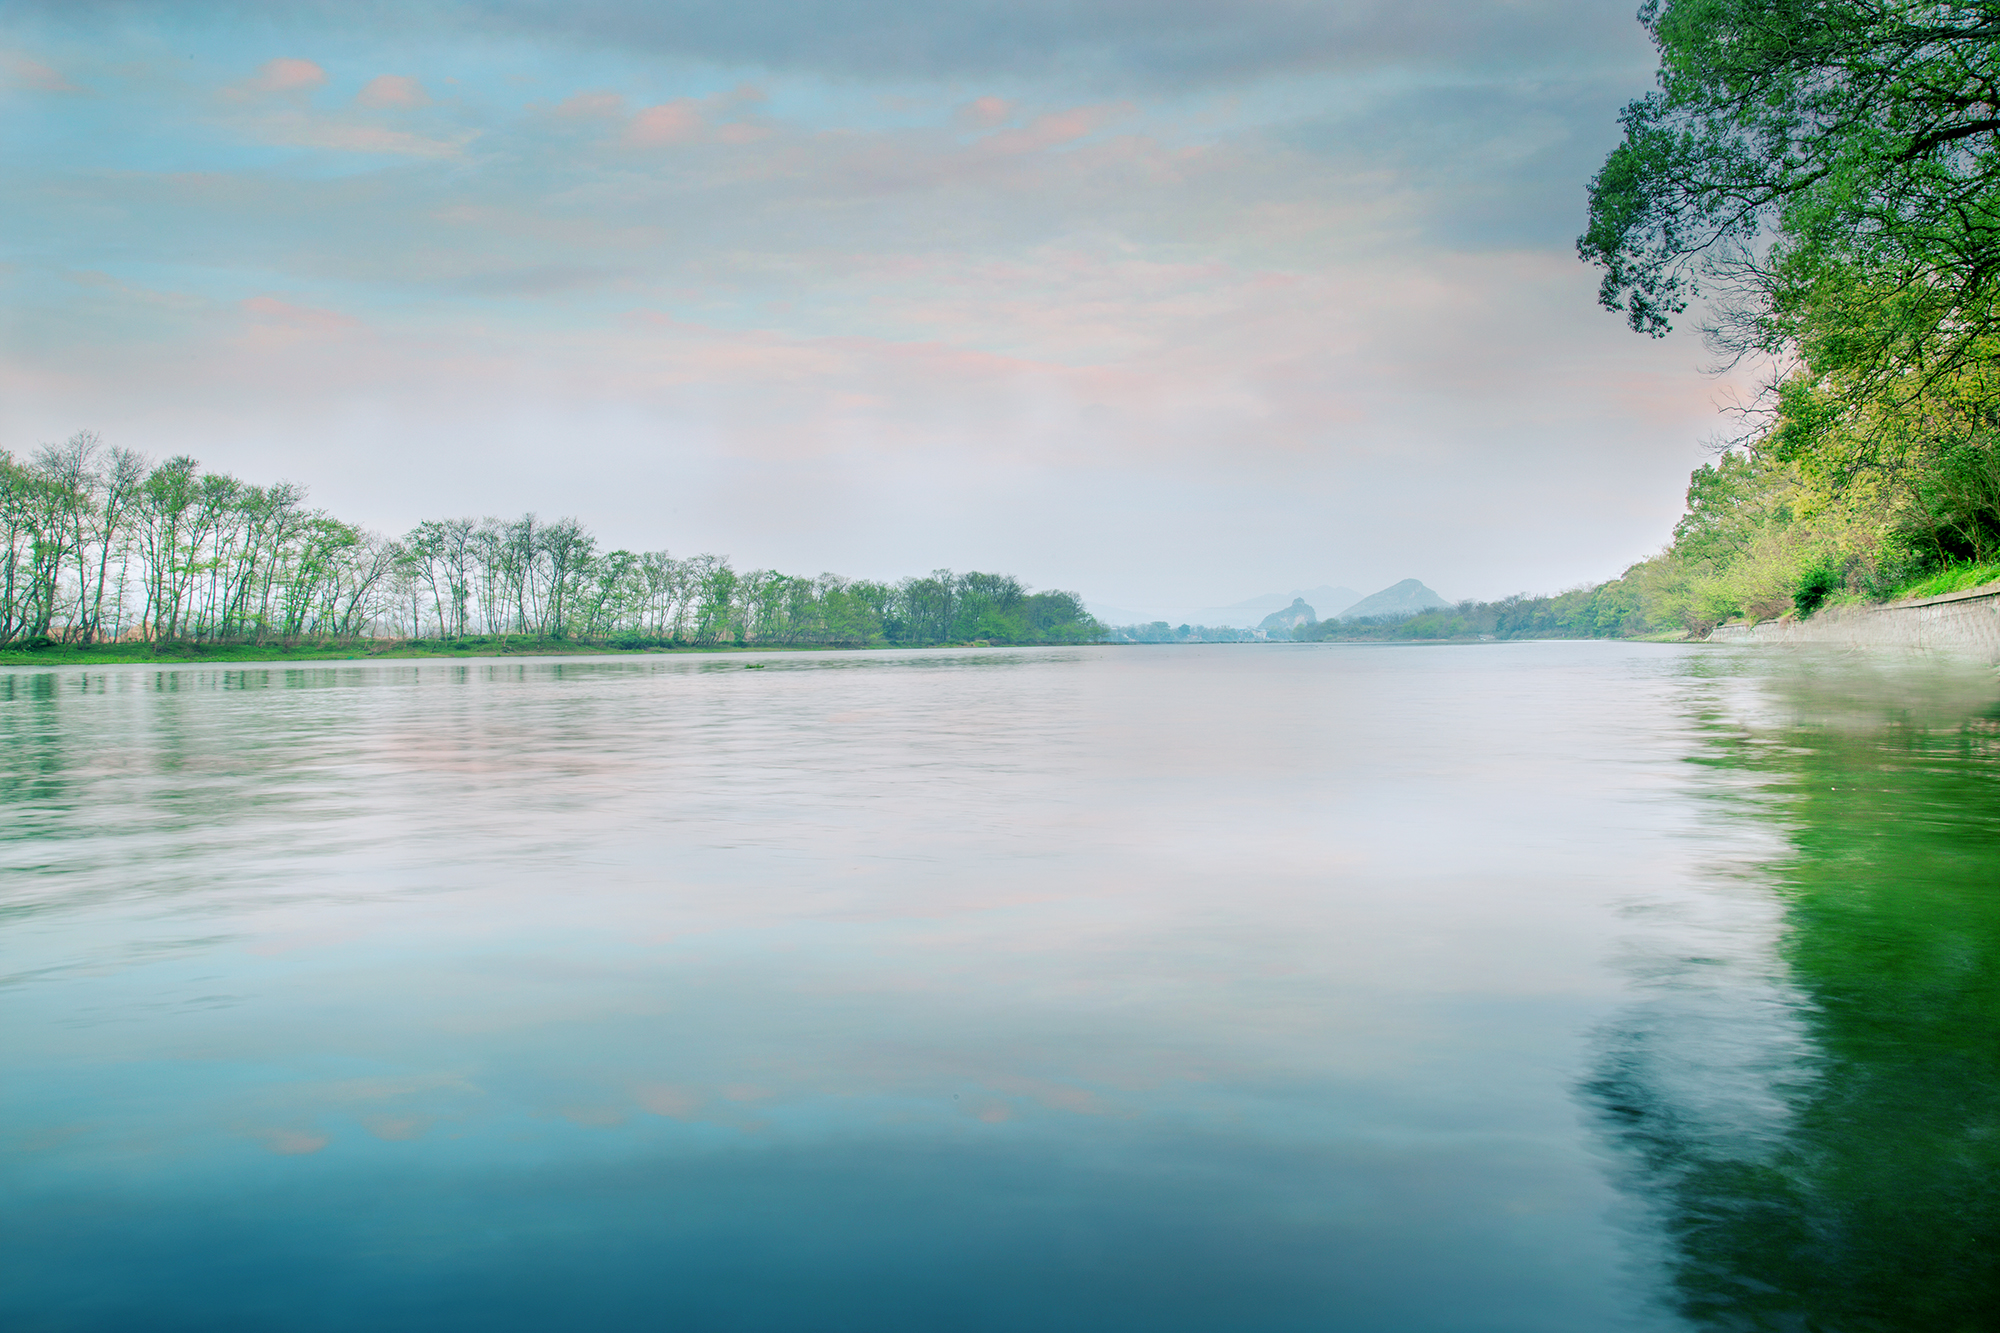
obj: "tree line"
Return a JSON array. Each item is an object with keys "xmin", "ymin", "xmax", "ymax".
[
  {"xmin": 1102, "ymin": 622, "xmax": 1257, "ymax": 644},
  {"xmin": 0, "ymin": 435, "xmax": 1100, "ymax": 649},
  {"xmin": 1295, "ymin": 582, "xmax": 1659, "ymax": 643}
]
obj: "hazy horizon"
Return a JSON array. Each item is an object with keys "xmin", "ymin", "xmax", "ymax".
[{"xmin": 2, "ymin": 1, "xmax": 1752, "ymax": 607}]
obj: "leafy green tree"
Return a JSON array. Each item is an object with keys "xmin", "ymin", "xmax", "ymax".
[
  {"xmin": 694, "ymin": 561, "xmax": 740, "ymax": 645},
  {"xmin": 1673, "ymin": 452, "xmax": 1794, "ymax": 566},
  {"xmin": 1583, "ymin": 0, "xmax": 2000, "ymax": 365}
]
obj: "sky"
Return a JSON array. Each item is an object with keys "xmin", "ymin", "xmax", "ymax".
[{"xmin": 1, "ymin": 0, "xmax": 1749, "ymax": 612}]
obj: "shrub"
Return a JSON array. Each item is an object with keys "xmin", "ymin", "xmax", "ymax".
[{"xmin": 1794, "ymin": 557, "xmax": 1843, "ymax": 618}]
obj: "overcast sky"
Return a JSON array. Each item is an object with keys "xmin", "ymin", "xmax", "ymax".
[{"xmin": 2, "ymin": 1, "xmax": 1745, "ymax": 610}]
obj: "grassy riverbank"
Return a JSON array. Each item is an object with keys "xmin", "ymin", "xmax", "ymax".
[{"xmin": 1888, "ymin": 561, "xmax": 2000, "ymax": 602}]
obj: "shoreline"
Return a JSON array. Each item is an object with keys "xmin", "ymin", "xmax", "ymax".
[
  {"xmin": 1707, "ymin": 580, "xmax": 2000, "ymax": 662},
  {"xmin": 0, "ymin": 635, "xmax": 1710, "ymax": 668}
]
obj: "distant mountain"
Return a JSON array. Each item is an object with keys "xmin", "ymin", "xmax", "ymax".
[
  {"xmin": 1219, "ymin": 592, "xmax": 1293, "ymax": 614},
  {"xmin": 1093, "ymin": 583, "xmax": 1365, "ymax": 629},
  {"xmin": 1335, "ymin": 579, "xmax": 1450, "ymax": 622},
  {"xmin": 1195, "ymin": 584, "xmax": 1361, "ymax": 626},
  {"xmin": 1221, "ymin": 584, "xmax": 1361, "ymax": 615},
  {"xmin": 1291, "ymin": 585, "xmax": 1362, "ymax": 618},
  {"xmin": 1256, "ymin": 598, "xmax": 1317, "ymax": 634}
]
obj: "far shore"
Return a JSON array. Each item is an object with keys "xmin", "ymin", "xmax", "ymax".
[
  {"xmin": 0, "ymin": 637, "xmax": 1115, "ymax": 666},
  {"xmin": 0, "ymin": 633, "xmax": 1714, "ymax": 666}
]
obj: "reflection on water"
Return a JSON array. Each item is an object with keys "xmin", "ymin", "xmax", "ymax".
[
  {"xmin": 3, "ymin": 645, "xmax": 1996, "ymax": 1330},
  {"xmin": 1588, "ymin": 657, "xmax": 2000, "ymax": 1332}
]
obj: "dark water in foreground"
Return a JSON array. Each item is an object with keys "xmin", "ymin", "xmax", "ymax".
[{"xmin": 3, "ymin": 643, "xmax": 1997, "ymax": 1331}]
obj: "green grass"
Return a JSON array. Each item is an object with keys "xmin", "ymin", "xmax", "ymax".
[
  {"xmin": 0, "ymin": 640, "xmax": 381, "ymax": 666},
  {"xmin": 1888, "ymin": 560, "xmax": 2000, "ymax": 602}
]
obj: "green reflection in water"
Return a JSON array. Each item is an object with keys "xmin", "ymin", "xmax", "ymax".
[{"xmin": 1594, "ymin": 662, "xmax": 2000, "ymax": 1331}]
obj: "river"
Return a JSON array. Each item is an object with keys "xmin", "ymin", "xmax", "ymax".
[{"xmin": 4, "ymin": 642, "xmax": 1996, "ymax": 1331}]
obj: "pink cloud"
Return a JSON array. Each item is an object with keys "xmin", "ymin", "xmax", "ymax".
[
  {"xmin": 251, "ymin": 1127, "xmax": 329, "ymax": 1155},
  {"xmin": 627, "ymin": 99, "xmax": 703, "ymax": 147},
  {"xmin": 715, "ymin": 83, "xmax": 768, "ymax": 110},
  {"xmin": 634, "ymin": 1083, "xmax": 702, "ymax": 1119},
  {"xmin": 958, "ymin": 96, "xmax": 1013, "ymax": 128},
  {"xmin": 364, "ymin": 1115, "xmax": 432, "ymax": 1141},
  {"xmin": 294, "ymin": 123, "xmax": 469, "ymax": 158},
  {"xmin": 557, "ymin": 90, "xmax": 625, "ymax": 119},
  {"xmin": 556, "ymin": 84, "xmax": 758, "ymax": 149},
  {"xmin": 984, "ymin": 104, "xmax": 1128, "ymax": 155},
  {"xmin": 710, "ymin": 85, "xmax": 773, "ymax": 142},
  {"xmin": 985, "ymin": 1075, "xmax": 1118, "ymax": 1116},
  {"xmin": 1, "ymin": 51, "xmax": 80, "ymax": 93},
  {"xmin": 356, "ymin": 74, "xmax": 428, "ymax": 109},
  {"xmin": 247, "ymin": 58, "xmax": 327, "ymax": 95},
  {"xmin": 241, "ymin": 295, "xmax": 363, "ymax": 338},
  {"xmin": 232, "ymin": 109, "xmax": 473, "ymax": 158}
]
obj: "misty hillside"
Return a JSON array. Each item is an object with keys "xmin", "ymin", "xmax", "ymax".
[
  {"xmin": 1336, "ymin": 580, "xmax": 1449, "ymax": 621},
  {"xmin": 1221, "ymin": 585, "xmax": 1361, "ymax": 619},
  {"xmin": 1257, "ymin": 599, "xmax": 1317, "ymax": 633},
  {"xmin": 1288, "ymin": 586, "xmax": 1362, "ymax": 618},
  {"xmin": 1091, "ymin": 583, "xmax": 1362, "ymax": 629}
]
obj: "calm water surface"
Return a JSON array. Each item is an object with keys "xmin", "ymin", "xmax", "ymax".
[{"xmin": 4, "ymin": 643, "xmax": 1997, "ymax": 1331}]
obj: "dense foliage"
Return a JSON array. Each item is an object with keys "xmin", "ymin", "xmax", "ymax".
[
  {"xmin": 1297, "ymin": 580, "xmax": 1661, "ymax": 642},
  {"xmin": 0, "ymin": 436, "xmax": 1099, "ymax": 649},
  {"xmin": 1573, "ymin": 2, "xmax": 2000, "ymax": 617}
]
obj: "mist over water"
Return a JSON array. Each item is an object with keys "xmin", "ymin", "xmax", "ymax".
[{"xmin": 4, "ymin": 644, "xmax": 1996, "ymax": 1331}]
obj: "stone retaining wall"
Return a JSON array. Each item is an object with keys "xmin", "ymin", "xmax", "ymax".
[{"xmin": 1706, "ymin": 582, "xmax": 2000, "ymax": 662}]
